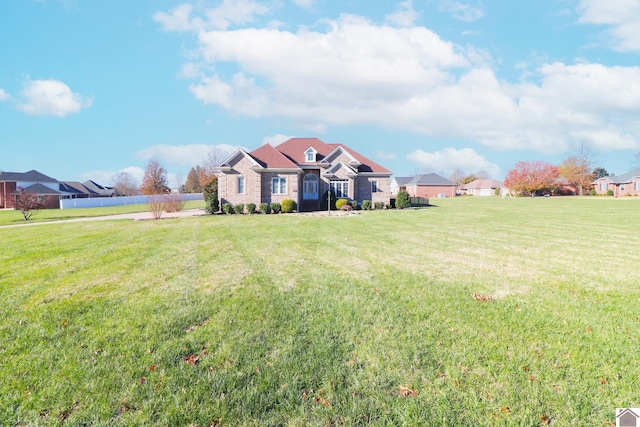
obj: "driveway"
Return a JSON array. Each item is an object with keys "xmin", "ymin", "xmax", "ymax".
[{"xmin": 0, "ymin": 209, "xmax": 207, "ymax": 228}]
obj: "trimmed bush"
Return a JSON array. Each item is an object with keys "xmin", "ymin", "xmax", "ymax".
[
  {"xmin": 234, "ymin": 203, "xmax": 245, "ymax": 215},
  {"xmin": 281, "ymin": 199, "xmax": 297, "ymax": 213},
  {"xmin": 374, "ymin": 201, "xmax": 385, "ymax": 210},
  {"xmin": 606, "ymin": 189, "xmax": 614, "ymax": 196},
  {"xmin": 259, "ymin": 202, "xmax": 270, "ymax": 214},
  {"xmin": 385, "ymin": 202, "xmax": 392, "ymax": 209},
  {"xmin": 222, "ymin": 203, "xmax": 234, "ymax": 214},
  {"xmin": 589, "ymin": 189, "xmax": 597, "ymax": 196},
  {"xmin": 322, "ymin": 190, "xmax": 337, "ymax": 210},
  {"xmin": 350, "ymin": 200, "xmax": 358, "ymax": 210},
  {"xmin": 246, "ymin": 203, "xmax": 256, "ymax": 214},
  {"xmin": 335, "ymin": 198, "xmax": 349, "ymax": 210},
  {"xmin": 361, "ymin": 200, "xmax": 371, "ymax": 210},
  {"xmin": 270, "ymin": 202, "xmax": 281, "ymax": 214},
  {"xmin": 395, "ymin": 191, "xmax": 411, "ymax": 209}
]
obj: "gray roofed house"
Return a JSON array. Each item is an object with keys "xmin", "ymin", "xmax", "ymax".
[
  {"xmin": 60, "ymin": 181, "xmax": 99, "ymax": 198},
  {"xmin": 593, "ymin": 167, "xmax": 640, "ymax": 197},
  {"xmin": 82, "ymin": 180, "xmax": 116, "ymax": 197}
]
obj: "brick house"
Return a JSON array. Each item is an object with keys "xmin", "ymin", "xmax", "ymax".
[
  {"xmin": 0, "ymin": 170, "xmax": 62, "ymax": 209},
  {"xmin": 216, "ymin": 137, "xmax": 392, "ymax": 211},
  {"xmin": 592, "ymin": 168, "xmax": 640, "ymax": 196},
  {"xmin": 391, "ymin": 173, "xmax": 457, "ymax": 198}
]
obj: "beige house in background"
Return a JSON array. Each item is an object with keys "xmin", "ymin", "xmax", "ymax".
[
  {"xmin": 460, "ymin": 179, "xmax": 505, "ymax": 196},
  {"xmin": 216, "ymin": 137, "xmax": 392, "ymax": 211}
]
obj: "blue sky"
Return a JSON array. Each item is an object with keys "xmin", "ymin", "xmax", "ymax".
[{"xmin": 1, "ymin": 0, "xmax": 639, "ymax": 185}]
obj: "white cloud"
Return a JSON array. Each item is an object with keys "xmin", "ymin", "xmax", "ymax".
[
  {"xmin": 437, "ymin": 0, "xmax": 485, "ymax": 22},
  {"xmin": 136, "ymin": 143, "xmax": 236, "ymax": 166},
  {"xmin": 577, "ymin": 0, "xmax": 640, "ymax": 51},
  {"xmin": 78, "ymin": 167, "xmax": 145, "ymax": 186},
  {"xmin": 264, "ymin": 134, "xmax": 294, "ymax": 146},
  {"xmin": 17, "ymin": 79, "xmax": 92, "ymax": 117},
  {"xmin": 160, "ymin": 7, "xmax": 640, "ymax": 155},
  {"xmin": 0, "ymin": 88, "xmax": 10, "ymax": 101},
  {"xmin": 385, "ymin": 1, "xmax": 419, "ymax": 28},
  {"xmin": 407, "ymin": 147, "xmax": 500, "ymax": 177},
  {"xmin": 154, "ymin": 0, "xmax": 269, "ymax": 32},
  {"xmin": 293, "ymin": 0, "xmax": 314, "ymax": 10}
]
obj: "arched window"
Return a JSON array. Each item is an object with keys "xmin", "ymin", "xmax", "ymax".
[{"xmin": 303, "ymin": 173, "xmax": 318, "ymax": 199}]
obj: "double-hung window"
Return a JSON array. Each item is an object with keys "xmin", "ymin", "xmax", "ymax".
[
  {"xmin": 600, "ymin": 182, "xmax": 607, "ymax": 192},
  {"xmin": 272, "ymin": 177, "xmax": 287, "ymax": 194}
]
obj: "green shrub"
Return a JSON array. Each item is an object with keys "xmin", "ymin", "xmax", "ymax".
[
  {"xmin": 234, "ymin": 203, "xmax": 245, "ymax": 214},
  {"xmin": 395, "ymin": 191, "xmax": 411, "ymax": 209},
  {"xmin": 589, "ymin": 189, "xmax": 597, "ymax": 196},
  {"xmin": 361, "ymin": 200, "xmax": 371, "ymax": 210},
  {"xmin": 203, "ymin": 177, "xmax": 219, "ymax": 214},
  {"xmin": 281, "ymin": 199, "xmax": 297, "ymax": 213},
  {"xmin": 270, "ymin": 202, "xmax": 281, "ymax": 214},
  {"xmin": 386, "ymin": 202, "xmax": 392, "ymax": 209},
  {"xmin": 222, "ymin": 203, "xmax": 234, "ymax": 214},
  {"xmin": 374, "ymin": 201, "xmax": 385, "ymax": 210},
  {"xmin": 350, "ymin": 200, "xmax": 359, "ymax": 210},
  {"xmin": 606, "ymin": 189, "xmax": 614, "ymax": 196},
  {"xmin": 322, "ymin": 190, "xmax": 337, "ymax": 210},
  {"xmin": 246, "ymin": 203, "xmax": 256, "ymax": 214},
  {"xmin": 259, "ymin": 202, "xmax": 270, "ymax": 214},
  {"xmin": 335, "ymin": 198, "xmax": 349, "ymax": 210}
]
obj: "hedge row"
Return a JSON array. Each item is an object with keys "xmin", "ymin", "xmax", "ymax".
[{"xmin": 220, "ymin": 199, "xmax": 297, "ymax": 214}]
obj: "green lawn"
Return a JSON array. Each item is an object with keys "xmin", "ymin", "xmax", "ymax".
[{"xmin": 1, "ymin": 197, "xmax": 639, "ymax": 426}]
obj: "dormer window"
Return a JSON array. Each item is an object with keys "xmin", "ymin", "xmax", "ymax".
[{"xmin": 304, "ymin": 147, "xmax": 316, "ymax": 163}]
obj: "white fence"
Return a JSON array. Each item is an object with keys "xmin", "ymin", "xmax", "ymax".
[{"xmin": 59, "ymin": 193, "xmax": 204, "ymax": 209}]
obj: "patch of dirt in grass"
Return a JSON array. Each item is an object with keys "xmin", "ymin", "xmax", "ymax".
[{"xmin": 492, "ymin": 285, "xmax": 531, "ymax": 300}]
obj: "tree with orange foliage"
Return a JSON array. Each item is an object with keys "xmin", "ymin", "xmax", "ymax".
[{"xmin": 504, "ymin": 161, "xmax": 559, "ymax": 196}]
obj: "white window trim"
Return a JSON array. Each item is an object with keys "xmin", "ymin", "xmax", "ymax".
[
  {"xmin": 272, "ymin": 177, "xmax": 287, "ymax": 194},
  {"xmin": 304, "ymin": 147, "xmax": 316, "ymax": 163},
  {"xmin": 371, "ymin": 179, "xmax": 379, "ymax": 193},
  {"xmin": 330, "ymin": 179, "xmax": 349, "ymax": 198}
]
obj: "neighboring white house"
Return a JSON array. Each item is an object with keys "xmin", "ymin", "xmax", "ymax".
[{"xmin": 461, "ymin": 179, "xmax": 505, "ymax": 196}]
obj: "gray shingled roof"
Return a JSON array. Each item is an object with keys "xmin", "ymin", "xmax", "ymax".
[
  {"xmin": 0, "ymin": 169, "xmax": 58, "ymax": 183},
  {"xmin": 18, "ymin": 183, "xmax": 62, "ymax": 195},
  {"xmin": 60, "ymin": 181, "xmax": 97, "ymax": 196},
  {"xmin": 594, "ymin": 168, "xmax": 640, "ymax": 184},
  {"xmin": 393, "ymin": 176, "xmax": 413, "ymax": 186},
  {"xmin": 406, "ymin": 173, "xmax": 455, "ymax": 186}
]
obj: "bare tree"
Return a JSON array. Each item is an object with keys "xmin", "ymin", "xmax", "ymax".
[
  {"xmin": 112, "ymin": 171, "xmax": 138, "ymax": 196},
  {"xmin": 14, "ymin": 187, "xmax": 44, "ymax": 220},
  {"xmin": 202, "ymin": 147, "xmax": 230, "ymax": 182},
  {"xmin": 449, "ymin": 168, "xmax": 466, "ymax": 185},
  {"xmin": 140, "ymin": 159, "xmax": 170, "ymax": 195}
]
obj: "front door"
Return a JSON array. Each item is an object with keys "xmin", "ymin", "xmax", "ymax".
[{"xmin": 303, "ymin": 174, "xmax": 318, "ymax": 200}]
